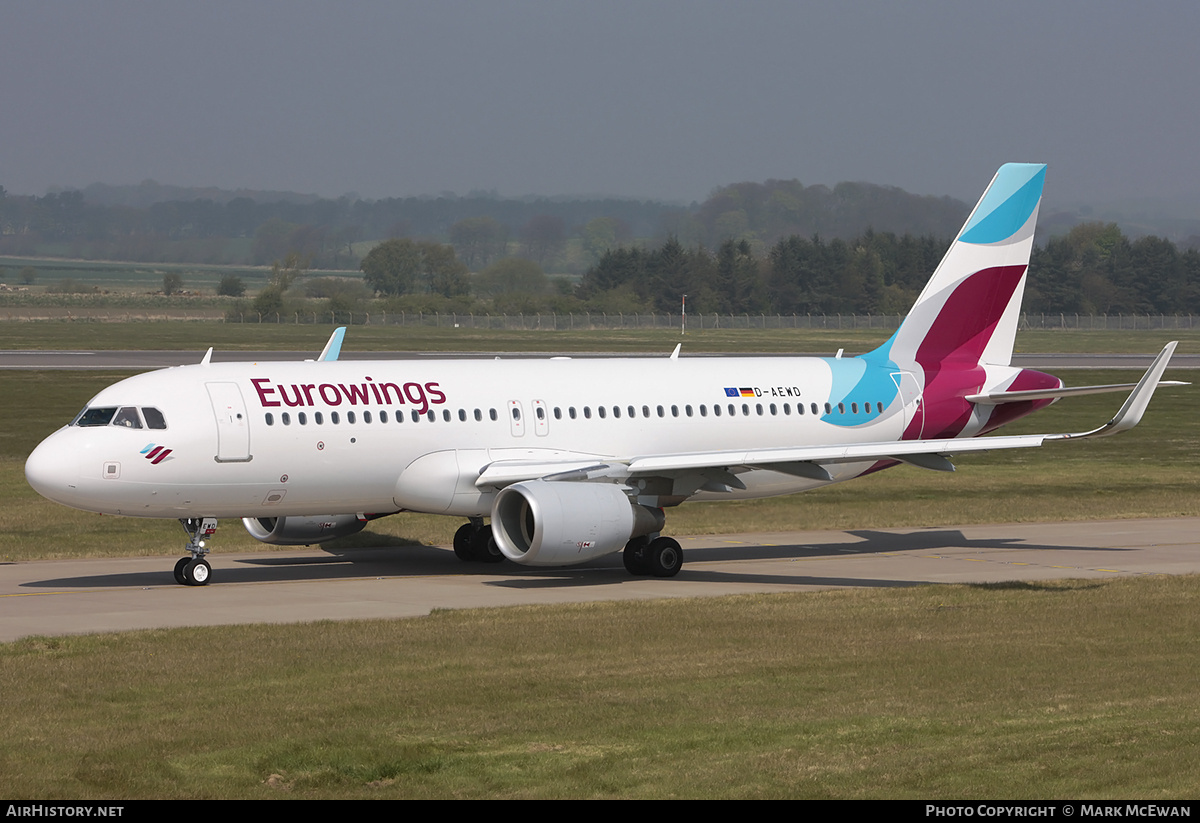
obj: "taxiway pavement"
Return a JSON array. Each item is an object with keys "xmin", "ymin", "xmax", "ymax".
[{"xmin": 3, "ymin": 517, "xmax": 1197, "ymax": 642}]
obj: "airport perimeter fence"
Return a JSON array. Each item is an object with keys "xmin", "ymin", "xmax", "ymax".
[{"xmin": 0, "ymin": 307, "xmax": 1197, "ymax": 331}]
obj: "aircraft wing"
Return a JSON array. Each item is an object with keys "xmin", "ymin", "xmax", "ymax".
[{"xmin": 475, "ymin": 342, "xmax": 1179, "ymax": 490}]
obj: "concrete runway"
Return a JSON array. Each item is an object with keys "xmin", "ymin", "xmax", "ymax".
[{"xmin": 3, "ymin": 517, "xmax": 1197, "ymax": 642}]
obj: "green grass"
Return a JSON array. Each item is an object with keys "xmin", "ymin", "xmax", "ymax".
[
  {"xmin": 0, "ymin": 255, "xmax": 275, "ymax": 295},
  {"xmin": 2, "ymin": 367, "xmax": 1196, "ymax": 561},
  {"xmin": 2, "ymin": 320, "xmax": 1199, "ymax": 354},
  {"xmin": 3, "ymin": 576, "xmax": 1200, "ymax": 798}
]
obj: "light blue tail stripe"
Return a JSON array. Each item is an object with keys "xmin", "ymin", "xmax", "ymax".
[{"xmin": 959, "ymin": 164, "xmax": 1046, "ymax": 245}]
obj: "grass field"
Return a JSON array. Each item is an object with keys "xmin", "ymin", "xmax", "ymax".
[{"xmin": 3, "ymin": 577, "xmax": 1199, "ymax": 798}]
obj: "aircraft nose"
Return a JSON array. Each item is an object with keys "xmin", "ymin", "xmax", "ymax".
[{"xmin": 25, "ymin": 433, "xmax": 80, "ymax": 505}]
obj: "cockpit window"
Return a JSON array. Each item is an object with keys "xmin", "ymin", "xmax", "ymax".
[
  {"xmin": 142, "ymin": 407, "xmax": 167, "ymax": 429},
  {"xmin": 112, "ymin": 407, "xmax": 143, "ymax": 429},
  {"xmin": 74, "ymin": 407, "xmax": 118, "ymax": 427},
  {"xmin": 71, "ymin": 405, "xmax": 167, "ymax": 429}
]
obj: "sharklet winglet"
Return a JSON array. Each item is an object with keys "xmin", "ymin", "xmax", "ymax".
[
  {"xmin": 319, "ymin": 327, "xmax": 346, "ymax": 362},
  {"xmin": 199, "ymin": 347, "xmax": 213, "ymax": 366}
]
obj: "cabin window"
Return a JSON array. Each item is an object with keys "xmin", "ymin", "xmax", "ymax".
[
  {"xmin": 700, "ymin": 405, "xmax": 707, "ymax": 417},
  {"xmin": 783, "ymin": 403, "xmax": 791, "ymax": 415},
  {"xmin": 770, "ymin": 403, "xmax": 777, "ymax": 415},
  {"xmin": 142, "ymin": 407, "xmax": 168, "ymax": 429},
  {"xmin": 657, "ymin": 405, "xmax": 665, "ymax": 417},
  {"xmin": 315, "ymin": 411, "xmax": 324, "ymax": 424},
  {"xmin": 379, "ymin": 411, "xmax": 387, "ymax": 423},
  {"xmin": 475, "ymin": 409, "xmax": 483, "ymax": 422},
  {"xmin": 756, "ymin": 403, "xmax": 763, "ymax": 415},
  {"xmin": 459, "ymin": 409, "xmax": 467, "ymax": 422},
  {"xmin": 265, "ymin": 413, "xmax": 274, "ymax": 426},
  {"xmin": 362, "ymin": 411, "xmax": 371, "ymax": 424},
  {"xmin": 569, "ymin": 407, "xmax": 577, "ymax": 419},
  {"xmin": 878, "ymin": 402, "xmax": 885, "ymax": 413},
  {"xmin": 554, "ymin": 407, "xmax": 562, "ymax": 420},
  {"xmin": 713, "ymin": 404, "xmax": 721, "ymax": 417},
  {"xmin": 489, "ymin": 409, "xmax": 498, "ymax": 421},
  {"xmin": 642, "ymin": 405, "xmax": 650, "ymax": 418},
  {"xmin": 612, "ymin": 406, "xmax": 620, "ymax": 419},
  {"xmin": 598, "ymin": 406, "xmax": 607, "ymax": 419},
  {"xmin": 443, "ymin": 409, "xmax": 451, "ymax": 422},
  {"xmin": 671, "ymin": 405, "xmax": 679, "ymax": 418},
  {"xmin": 332, "ymin": 411, "xmax": 340, "ymax": 424},
  {"xmin": 824, "ymin": 403, "xmax": 832, "ymax": 414},
  {"xmin": 812, "ymin": 403, "xmax": 819, "ymax": 415},
  {"xmin": 741, "ymin": 404, "xmax": 749, "ymax": 416},
  {"xmin": 298, "ymin": 412, "xmax": 307, "ymax": 425},
  {"xmin": 685, "ymin": 405, "xmax": 693, "ymax": 417},
  {"xmin": 837, "ymin": 403, "xmax": 845, "ymax": 414},
  {"xmin": 282, "ymin": 413, "xmax": 291, "ymax": 425},
  {"xmin": 851, "ymin": 402, "xmax": 858, "ymax": 414},
  {"xmin": 427, "ymin": 410, "xmax": 436, "ymax": 422},
  {"xmin": 347, "ymin": 411, "xmax": 357, "ymax": 424},
  {"xmin": 584, "ymin": 407, "xmax": 592, "ymax": 419}
]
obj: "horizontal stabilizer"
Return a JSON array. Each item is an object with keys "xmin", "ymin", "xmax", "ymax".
[{"xmin": 968, "ymin": 378, "xmax": 1187, "ymax": 405}]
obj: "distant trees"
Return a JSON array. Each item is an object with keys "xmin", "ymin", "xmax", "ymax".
[
  {"xmin": 473, "ymin": 257, "xmax": 548, "ymax": 298},
  {"xmin": 360, "ymin": 239, "xmax": 469, "ymax": 297},
  {"xmin": 449, "ymin": 217, "xmax": 508, "ymax": 269},
  {"xmin": 162, "ymin": 272, "xmax": 184, "ymax": 296},
  {"xmin": 217, "ymin": 274, "xmax": 246, "ymax": 297},
  {"xmin": 1028, "ymin": 223, "xmax": 1200, "ymax": 314},
  {"xmin": 520, "ymin": 215, "xmax": 565, "ymax": 266}
]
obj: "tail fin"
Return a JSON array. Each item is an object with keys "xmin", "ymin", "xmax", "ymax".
[{"xmin": 870, "ymin": 163, "xmax": 1046, "ymax": 370}]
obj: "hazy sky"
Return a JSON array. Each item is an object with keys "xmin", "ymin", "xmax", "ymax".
[{"xmin": 2, "ymin": 1, "xmax": 1197, "ymax": 209}]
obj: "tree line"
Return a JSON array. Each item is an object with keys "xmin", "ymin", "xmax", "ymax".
[
  {"xmin": 571, "ymin": 224, "xmax": 1200, "ymax": 316},
  {"xmin": 265, "ymin": 222, "xmax": 1195, "ymax": 322}
]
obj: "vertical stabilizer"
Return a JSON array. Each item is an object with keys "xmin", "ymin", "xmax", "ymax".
[{"xmin": 871, "ymin": 163, "xmax": 1045, "ymax": 371}]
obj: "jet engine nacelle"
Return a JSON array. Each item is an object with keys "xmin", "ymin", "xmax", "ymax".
[
  {"xmin": 491, "ymin": 479, "xmax": 664, "ymax": 566},
  {"xmin": 242, "ymin": 514, "xmax": 367, "ymax": 546}
]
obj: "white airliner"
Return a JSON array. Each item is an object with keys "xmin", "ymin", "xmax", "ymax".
[{"xmin": 25, "ymin": 164, "xmax": 1183, "ymax": 586}]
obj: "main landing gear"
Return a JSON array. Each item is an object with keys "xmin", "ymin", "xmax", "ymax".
[
  {"xmin": 453, "ymin": 518, "xmax": 505, "ymax": 564},
  {"xmin": 175, "ymin": 517, "xmax": 218, "ymax": 586},
  {"xmin": 623, "ymin": 535, "xmax": 683, "ymax": 578}
]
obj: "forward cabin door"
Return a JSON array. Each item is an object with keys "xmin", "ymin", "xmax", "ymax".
[{"xmin": 207, "ymin": 382, "xmax": 252, "ymax": 462}]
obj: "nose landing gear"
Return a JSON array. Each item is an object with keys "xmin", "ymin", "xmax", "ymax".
[{"xmin": 175, "ymin": 517, "xmax": 218, "ymax": 586}]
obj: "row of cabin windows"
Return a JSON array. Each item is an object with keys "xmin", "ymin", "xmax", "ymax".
[
  {"xmin": 265, "ymin": 408, "xmax": 500, "ymax": 426},
  {"xmin": 263, "ymin": 400, "xmax": 887, "ymax": 427}
]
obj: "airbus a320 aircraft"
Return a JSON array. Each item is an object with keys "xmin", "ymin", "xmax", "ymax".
[{"xmin": 26, "ymin": 164, "xmax": 1183, "ymax": 586}]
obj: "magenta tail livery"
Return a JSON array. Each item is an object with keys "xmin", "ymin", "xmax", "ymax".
[{"xmin": 25, "ymin": 165, "xmax": 1185, "ymax": 585}]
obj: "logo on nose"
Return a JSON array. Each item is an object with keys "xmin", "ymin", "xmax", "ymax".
[{"xmin": 141, "ymin": 443, "xmax": 174, "ymax": 464}]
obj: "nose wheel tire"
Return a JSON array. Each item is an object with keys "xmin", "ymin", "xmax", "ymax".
[{"xmin": 177, "ymin": 557, "xmax": 212, "ymax": 586}]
